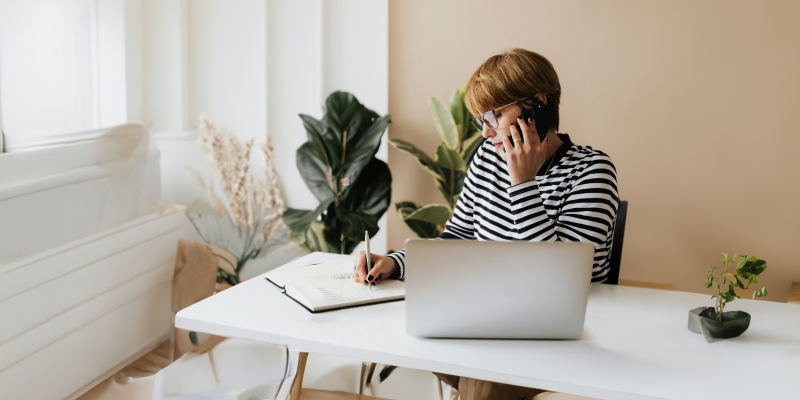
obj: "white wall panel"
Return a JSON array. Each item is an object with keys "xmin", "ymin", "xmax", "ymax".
[
  {"xmin": 0, "ymin": 261, "xmax": 173, "ymax": 372},
  {"xmin": 124, "ymin": 0, "xmax": 145, "ymax": 123},
  {"xmin": 266, "ymin": 0, "xmax": 324, "ymax": 211},
  {"xmin": 143, "ymin": 0, "xmax": 189, "ymax": 132},
  {"xmin": 0, "ymin": 211, "xmax": 182, "ymax": 400},
  {"xmin": 0, "ymin": 150, "xmax": 161, "ymax": 262},
  {"xmin": 0, "ymin": 228, "xmax": 182, "ymax": 344},
  {"xmin": 187, "ymin": 0, "xmax": 267, "ymax": 144},
  {"xmin": 0, "ymin": 282, "xmax": 171, "ymax": 400}
]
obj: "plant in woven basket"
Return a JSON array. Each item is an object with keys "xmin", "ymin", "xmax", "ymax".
[
  {"xmin": 389, "ymin": 83, "xmax": 483, "ymax": 238},
  {"xmin": 283, "ymin": 91, "xmax": 392, "ymax": 254},
  {"xmin": 184, "ymin": 114, "xmax": 286, "ymax": 285}
]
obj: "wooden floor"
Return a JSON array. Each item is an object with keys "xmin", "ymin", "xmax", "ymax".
[
  {"xmin": 75, "ymin": 341, "xmax": 171, "ymax": 400},
  {"xmin": 299, "ymin": 388, "xmax": 392, "ymax": 400}
]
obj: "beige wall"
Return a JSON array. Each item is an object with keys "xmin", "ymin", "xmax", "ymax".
[{"xmin": 388, "ymin": 0, "xmax": 800, "ymax": 301}]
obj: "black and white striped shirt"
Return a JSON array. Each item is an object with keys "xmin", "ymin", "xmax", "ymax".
[{"xmin": 388, "ymin": 134, "xmax": 620, "ymax": 283}]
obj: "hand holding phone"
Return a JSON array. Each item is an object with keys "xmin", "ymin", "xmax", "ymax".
[{"xmin": 510, "ymin": 98, "xmax": 555, "ymax": 146}]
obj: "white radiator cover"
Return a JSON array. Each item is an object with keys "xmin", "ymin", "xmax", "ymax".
[{"xmin": 0, "ymin": 211, "xmax": 185, "ymax": 400}]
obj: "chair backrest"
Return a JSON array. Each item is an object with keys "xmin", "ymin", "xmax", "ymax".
[{"xmin": 605, "ymin": 200, "xmax": 628, "ymax": 285}]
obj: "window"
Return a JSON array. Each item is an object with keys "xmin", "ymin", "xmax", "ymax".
[{"xmin": 0, "ymin": 0, "xmax": 140, "ymax": 151}]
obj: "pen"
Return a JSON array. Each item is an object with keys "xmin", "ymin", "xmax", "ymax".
[{"xmin": 365, "ymin": 230, "xmax": 371, "ymax": 291}]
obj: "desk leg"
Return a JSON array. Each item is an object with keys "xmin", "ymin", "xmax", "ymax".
[
  {"xmin": 365, "ymin": 362, "xmax": 377, "ymax": 384},
  {"xmin": 359, "ymin": 362, "xmax": 367, "ymax": 394},
  {"xmin": 290, "ymin": 352, "xmax": 309, "ymax": 400}
]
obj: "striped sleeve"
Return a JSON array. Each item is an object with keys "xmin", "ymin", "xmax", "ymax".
[
  {"xmin": 556, "ymin": 152, "xmax": 619, "ymax": 281},
  {"xmin": 509, "ymin": 152, "xmax": 619, "ymax": 280}
]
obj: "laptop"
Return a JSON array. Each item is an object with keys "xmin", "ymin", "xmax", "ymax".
[{"xmin": 404, "ymin": 239, "xmax": 595, "ymax": 339}]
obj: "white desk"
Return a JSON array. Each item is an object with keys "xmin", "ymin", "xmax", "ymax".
[{"xmin": 176, "ymin": 253, "xmax": 800, "ymax": 400}]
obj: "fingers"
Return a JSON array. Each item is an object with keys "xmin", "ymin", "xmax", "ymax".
[
  {"xmin": 520, "ymin": 116, "xmax": 540, "ymax": 147},
  {"xmin": 500, "ymin": 132, "xmax": 514, "ymax": 156},
  {"xmin": 354, "ymin": 251, "xmax": 369, "ymax": 285},
  {"xmin": 516, "ymin": 117, "xmax": 530, "ymax": 145},
  {"xmin": 509, "ymin": 122, "xmax": 522, "ymax": 143},
  {"xmin": 366, "ymin": 259, "xmax": 390, "ymax": 286}
]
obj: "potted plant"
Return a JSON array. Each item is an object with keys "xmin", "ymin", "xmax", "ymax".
[
  {"xmin": 283, "ymin": 91, "xmax": 392, "ymax": 254},
  {"xmin": 688, "ymin": 253, "xmax": 768, "ymax": 341},
  {"xmin": 184, "ymin": 114, "xmax": 286, "ymax": 287},
  {"xmin": 389, "ymin": 83, "xmax": 483, "ymax": 237}
]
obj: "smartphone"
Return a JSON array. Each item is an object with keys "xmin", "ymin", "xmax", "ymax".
[{"xmin": 510, "ymin": 98, "xmax": 555, "ymax": 147}]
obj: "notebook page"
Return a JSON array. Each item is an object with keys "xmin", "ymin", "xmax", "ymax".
[
  {"xmin": 265, "ymin": 259, "xmax": 355, "ymax": 288},
  {"xmin": 286, "ymin": 275, "xmax": 405, "ymax": 310}
]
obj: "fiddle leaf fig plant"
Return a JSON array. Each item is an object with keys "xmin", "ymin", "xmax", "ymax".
[
  {"xmin": 705, "ymin": 253, "xmax": 768, "ymax": 322},
  {"xmin": 389, "ymin": 83, "xmax": 483, "ymax": 238},
  {"xmin": 283, "ymin": 91, "xmax": 392, "ymax": 254}
]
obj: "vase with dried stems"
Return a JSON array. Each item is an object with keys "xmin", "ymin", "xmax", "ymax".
[{"xmin": 185, "ymin": 114, "xmax": 286, "ymax": 286}]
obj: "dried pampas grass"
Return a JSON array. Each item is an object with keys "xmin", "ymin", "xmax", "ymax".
[{"xmin": 185, "ymin": 114, "xmax": 287, "ymax": 284}]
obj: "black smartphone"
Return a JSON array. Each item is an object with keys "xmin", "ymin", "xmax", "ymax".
[{"xmin": 510, "ymin": 98, "xmax": 556, "ymax": 146}]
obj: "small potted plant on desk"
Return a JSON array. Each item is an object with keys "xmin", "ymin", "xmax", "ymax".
[{"xmin": 688, "ymin": 253, "xmax": 768, "ymax": 341}]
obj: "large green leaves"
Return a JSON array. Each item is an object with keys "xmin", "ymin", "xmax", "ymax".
[
  {"xmin": 461, "ymin": 136, "xmax": 484, "ymax": 169},
  {"xmin": 299, "ymin": 114, "xmax": 331, "ymax": 168},
  {"xmin": 323, "ymin": 91, "xmax": 365, "ymax": 141},
  {"xmin": 435, "ymin": 143, "xmax": 466, "ymax": 171},
  {"xmin": 337, "ymin": 209, "xmax": 379, "ymax": 242},
  {"xmin": 340, "ymin": 158, "xmax": 392, "ymax": 217},
  {"xmin": 405, "ymin": 204, "xmax": 452, "ymax": 225},
  {"xmin": 450, "ymin": 83, "xmax": 479, "ymax": 142},
  {"xmin": 291, "ymin": 91, "xmax": 392, "ymax": 254},
  {"xmin": 289, "ymin": 221, "xmax": 334, "ymax": 253},
  {"xmin": 389, "ymin": 139, "xmax": 446, "ymax": 182},
  {"xmin": 395, "ymin": 202, "xmax": 439, "ymax": 238},
  {"xmin": 283, "ymin": 196, "xmax": 336, "ymax": 233},
  {"xmin": 296, "ymin": 142, "xmax": 334, "ymax": 202},
  {"xmin": 342, "ymin": 113, "xmax": 391, "ymax": 181},
  {"xmin": 428, "ymin": 95, "xmax": 459, "ymax": 150},
  {"xmin": 305, "ymin": 92, "xmax": 391, "ymax": 177}
]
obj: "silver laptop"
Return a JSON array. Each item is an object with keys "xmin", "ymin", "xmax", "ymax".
[{"xmin": 404, "ymin": 239, "xmax": 595, "ymax": 339}]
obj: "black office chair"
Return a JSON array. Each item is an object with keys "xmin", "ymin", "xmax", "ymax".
[{"xmin": 605, "ymin": 200, "xmax": 628, "ymax": 285}]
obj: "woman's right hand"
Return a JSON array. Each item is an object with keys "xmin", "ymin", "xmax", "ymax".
[{"xmin": 354, "ymin": 252, "xmax": 398, "ymax": 286}]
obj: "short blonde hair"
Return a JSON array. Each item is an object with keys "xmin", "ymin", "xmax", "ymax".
[{"xmin": 465, "ymin": 48, "xmax": 562, "ymax": 131}]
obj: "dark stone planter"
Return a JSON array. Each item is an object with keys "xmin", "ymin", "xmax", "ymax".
[{"xmin": 688, "ymin": 307, "xmax": 751, "ymax": 342}]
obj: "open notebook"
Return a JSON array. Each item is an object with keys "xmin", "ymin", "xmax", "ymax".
[{"xmin": 264, "ymin": 259, "xmax": 405, "ymax": 313}]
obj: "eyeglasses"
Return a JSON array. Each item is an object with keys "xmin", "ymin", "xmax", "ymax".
[{"xmin": 469, "ymin": 100, "xmax": 520, "ymax": 131}]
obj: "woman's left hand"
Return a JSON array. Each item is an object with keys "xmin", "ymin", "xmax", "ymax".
[{"xmin": 501, "ymin": 117, "xmax": 549, "ymax": 186}]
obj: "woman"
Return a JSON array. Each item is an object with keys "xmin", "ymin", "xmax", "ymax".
[{"xmin": 356, "ymin": 48, "xmax": 619, "ymax": 289}]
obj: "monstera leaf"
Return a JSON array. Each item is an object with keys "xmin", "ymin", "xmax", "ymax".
[{"xmin": 286, "ymin": 91, "xmax": 392, "ymax": 254}]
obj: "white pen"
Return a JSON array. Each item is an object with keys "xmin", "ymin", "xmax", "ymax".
[{"xmin": 364, "ymin": 230, "xmax": 371, "ymax": 291}]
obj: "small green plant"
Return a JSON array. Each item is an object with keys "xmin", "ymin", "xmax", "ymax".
[{"xmin": 705, "ymin": 253, "xmax": 768, "ymax": 322}]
